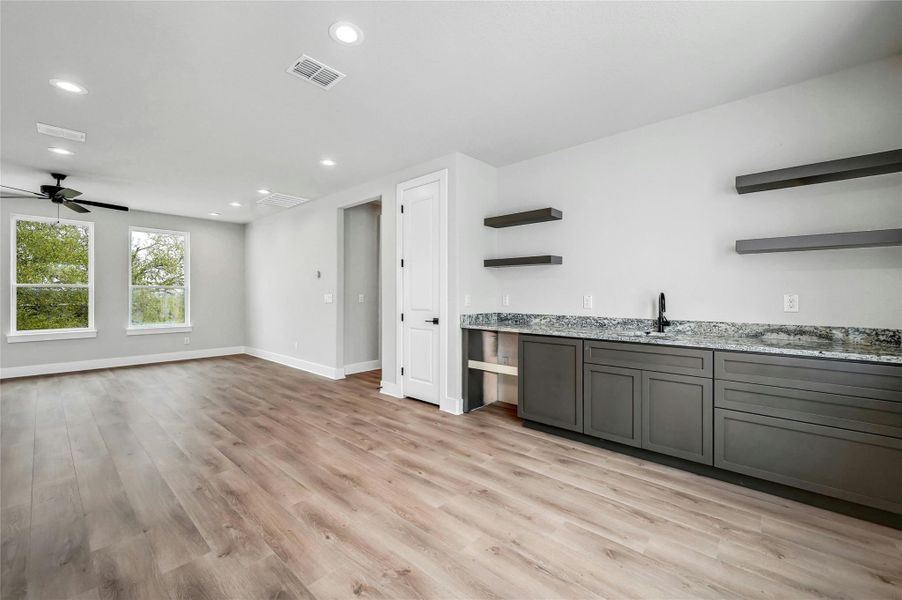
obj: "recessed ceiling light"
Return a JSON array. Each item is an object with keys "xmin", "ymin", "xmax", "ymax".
[
  {"xmin": 229, "ymin": 202, "xmax": 242, "ymax": 207},
  {"xmin": 49, "ymin": 79, "xmax": 87, "ymax": 94},
  {"xmin": 208, "ymin": 212, "xmax": 221, "ymax": 217},
  {"xmin": 320, "ymin": 159, "xmax": 336, "ymax": 167},
  {"xmin": 329, "ymin": 22, "xmax": 364, "ymax": 46},
  {"xmin": 257, "ymin": 189, "xmax": 271, "ymax": 194},
  {"xmin": 48, "ymin": 147, "xmax": 74, "ymax": 155}
]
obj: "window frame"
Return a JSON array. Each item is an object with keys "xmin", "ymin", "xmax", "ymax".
[
  {"xmin": 8, "ymin": 214, "xmax": 96, "ymax": 343},
  {"xmin": 127, "ymin": 226, "xmax": 191, "ymax": 334}
]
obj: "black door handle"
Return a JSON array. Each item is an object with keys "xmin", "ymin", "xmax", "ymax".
[{"xmin": 424, "ymin": 318, "xmax": 439, "ymax": 324}]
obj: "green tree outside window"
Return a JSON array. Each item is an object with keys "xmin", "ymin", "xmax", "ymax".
[
  {"xmin": 14, "ymin": 218, "xmax": 92, "ymax": 331},
  {"xmin": 130, "ymin": 229, "xmax": 188, "ymax": 326}
]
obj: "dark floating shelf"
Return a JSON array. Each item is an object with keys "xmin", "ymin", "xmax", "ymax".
[
  {"xmin": 484, "ymin": 208, "xmax": 562, "ymax": 228},
  {"xmin": 736, "ymin": 229, "xmax": 902, "ymax": 254},
  {"xmin": 735, "ymin": 149, "xmax": 902, "ymax": 194},
  {"xmin": 484, "ymin": 255, "xmax": 563, "ymax": 267}
]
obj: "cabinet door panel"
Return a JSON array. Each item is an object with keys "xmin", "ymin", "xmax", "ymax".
[
  {"xmin": 518, "ymin": 335, "xmax": 583, "ymax": 432},
  {"xmin": 715, "ymin": 409, "xmax": 902, "ymax": 513},
  {"xmin": 584, "ymin": 365, "xmax": 641, "ymax": 447},
  {"xmin": 642, "ymin": 372, "xmax": 713, "ymax": 464}
]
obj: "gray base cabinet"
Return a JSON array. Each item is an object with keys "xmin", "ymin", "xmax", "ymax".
[
  {"xmin": 642, "ymin": 372, "xmax": 713, "ymax": 464},
  {"xmin": 584, "ymin": 365, "xmax": 641, "ymax": 447},
  {"xmin": 714, "ymin": 351, "xmax": 902, "ymax": 513},
  {"xmin": 518, "ymin": 335, "xmax": 583, "ymax": 432},
  {"xmin": 513, "ymin": 334, "xmax": 902, "ymax": 515}
]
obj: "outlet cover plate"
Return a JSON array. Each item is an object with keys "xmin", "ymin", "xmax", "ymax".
[{"xmin": 783, "ymin": 294, "xmax": 799, "ymax": 313}]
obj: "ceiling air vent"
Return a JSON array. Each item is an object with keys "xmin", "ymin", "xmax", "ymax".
[
  {"xmin": 286, "ymin": 54, "xmax": 346, "ymax": 90},
  {"xmin": 36, "ymin": 122, "xmax": 86, "ymax": 142},
  {"xmin": 257, "ymin": 192, "xmax": 310, "ymax": 209}
]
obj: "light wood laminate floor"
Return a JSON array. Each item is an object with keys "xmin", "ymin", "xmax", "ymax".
[{"xmin": 1, "ymin": 355, "xmax": 900, "ymax": 599}]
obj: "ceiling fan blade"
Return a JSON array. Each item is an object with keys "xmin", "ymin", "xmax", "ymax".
[
  {"xmin": 1, "ymin": 184, "xmax": 45, "ymax": 197},
  {"xmin": 59, "ymin": 188, "xmax": 83, "ymax": 199},
  {"xmin": 1, "ymin": 194, "xmax": 48, "ymax": 199},
  {"xmin": 63, "ymin": 201, "xmax": 90, "ymax": 214},
  {"xmin": 75, "ymin": 199, "xmax": 129, "ymax": 212}
]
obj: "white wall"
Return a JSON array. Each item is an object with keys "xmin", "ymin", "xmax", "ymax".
[
  {"xmin": 245, "ymin": 153, "xmax": 499, "ymax": 411},
  {"xmin": 484, "ymin": 57, "xmax": 902, "ymax": 329},
  {"xmin": 0, "ymin": 198, "xmax": 246, "ymax": 372},
  {"xmin": 342, "ymin": 201, "xmax": 380, "ymax": 368}
]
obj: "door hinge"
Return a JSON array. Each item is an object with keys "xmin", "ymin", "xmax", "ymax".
[
  {"xmin": 401, "ymin": 313, "xmax": 404, "ymax": 322},
  {"xmin": 401, "ymin": 205, "xmax": 404, "ymax": 213},
  {"xmin": 401, "ymin": 367, "xmax": 405, "ymax": 376},
  {"xmin": 401, "ymin": 258, "xmax": 404, "ymax": 267}
]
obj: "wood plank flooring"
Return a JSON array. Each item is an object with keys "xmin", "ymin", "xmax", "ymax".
[{"xmin": 1, "ymin": 355, "xmax": 900, "ymax": 599}]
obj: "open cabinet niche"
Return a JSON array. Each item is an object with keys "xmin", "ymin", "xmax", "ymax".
[{"xmin": 463, "ymin": 330, "xmax": 519, "ymax": 412}]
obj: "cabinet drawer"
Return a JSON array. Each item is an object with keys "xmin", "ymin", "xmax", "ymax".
[
  {"xmin": 715, "ymin": 351, "xmax": 902, "ymax": 402},
  {"xmin": 585, "ymin": 341, "xmax": 712, "ymax": 377},
  {"xmin": 715, "ymin": 409, "xmax": 902, "ymax": 513},
  {"xmin": 642, "ymin": 372, "xmax": 713, "ymax": 465},
  {"xmin": 716, "ymin": 380, "xmax": 902, "ymax": 438}
]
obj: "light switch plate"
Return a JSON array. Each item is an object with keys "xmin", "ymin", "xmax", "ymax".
[
  {"xmin": 464, "ymin": 294, "xmax": 471, "ymax": 307},
  {"xmin": 783, "ymin": 293, "xmax": 799, "ymax": 313},
  {"xmin": 324, "ymin": 293, "xmax": 334, "ymax": 304}
]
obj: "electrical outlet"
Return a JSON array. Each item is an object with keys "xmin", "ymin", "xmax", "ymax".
[
  {"xmin": 783, "ymin": 294, "xmax": 799, "ymax": 313},
  {"xmin": 358, "ymin": 294, "xmax": 365, "ymax": 303},
  {"xmin": 464, "ymin": 294, "xmax": 471, "ymax": 307},
  {"xmin": 324, "ymin": 293, "xmax": 334, "ymax": 304},
  {"xmin": 183, "ymin": 336, "xmax": 190, "ymax": 345},
  {"xmin": 293, "ymin": 341, "xmax": 298, "ymax": 351},
  {"xmin": 502, "ymin": 294, "xmax": 510, "ymax": 307},
  {"xmin": 583, "ymin": 295, "xmax": 593, "ymax": 310}
]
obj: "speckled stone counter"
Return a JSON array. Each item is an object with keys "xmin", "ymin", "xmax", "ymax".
[{"xmin": 460, "ymin": 313, "xmax": 902, "ymax": 364}]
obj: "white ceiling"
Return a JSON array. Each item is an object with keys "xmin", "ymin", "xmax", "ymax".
[{"xmin": 2, "ymin": 1, "xmax": 901, "ymax": 223}]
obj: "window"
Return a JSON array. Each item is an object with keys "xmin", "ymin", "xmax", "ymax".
[
  {"xmin": 128, "ymin": 227, "xmax": 190, "ymax": 332},
  {"xmin": 9, "ymin": 215, "xmax": 95, "ymax": 341}
]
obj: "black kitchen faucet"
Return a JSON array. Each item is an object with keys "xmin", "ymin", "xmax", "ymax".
[{"xmin": 656, "ymin": 292, "xmax": 671, "ymax": 333}]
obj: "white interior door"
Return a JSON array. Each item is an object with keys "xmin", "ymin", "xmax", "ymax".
[{"xmin": 401, "ymin": 179, "xmax": 441, "ymax": 404}]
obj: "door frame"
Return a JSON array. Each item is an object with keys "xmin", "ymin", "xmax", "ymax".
[
  {"xmin": 395, "ymin": 169, "xmax": 449, "ymax": 405},
  {"xmin": 336, "ymin": 195, "xmax": 382, "ymax": 378}
]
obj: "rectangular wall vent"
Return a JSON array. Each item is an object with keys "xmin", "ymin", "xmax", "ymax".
[
  {"xmin": 286, "ymin": 54, "xmax": 346, "ymax": 90},
  {"xmin": 36, "ymin": 122, "xmax": 86, "ymax": 142},
  {"xmin": 256, "ymin": 192, "xmax": 310, "ymax": 209}
]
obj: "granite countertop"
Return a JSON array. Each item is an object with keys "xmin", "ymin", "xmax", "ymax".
[{"xmin": 460, "ymin": 313, "xmax": 902, "ymax": 365}]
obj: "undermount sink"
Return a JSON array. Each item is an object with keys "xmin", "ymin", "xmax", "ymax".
[{"xmin": 615, "ymin": 330, "xmax": 673, "ymax": 338}]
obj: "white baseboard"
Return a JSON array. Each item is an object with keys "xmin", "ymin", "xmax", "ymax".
[
  {"xmin": 441, "ymin": 395, "xmax": 464, "ymax": 415},
  {"xmin": 0, "ymin": 346, "xmax": 245, "ymax": 379},
  {"xmin": 379, "ymin": 380, "xmax": 404, "ymax": 398},
  {"xmin": 244, "ymin": 347, "xmax": 344, "ymax": 380},
  {"xmin": 344, "ymin": 360, "xmax": 380, "ymax": 375}
]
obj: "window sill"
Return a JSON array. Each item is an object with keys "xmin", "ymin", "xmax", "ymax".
[
  {"xmin": 6, "ymin": 329, "xmax": 98, "ymax": 343},
  {"xmin": 126, "ymin": 325, "xmax": 193, "ymax": 336}
]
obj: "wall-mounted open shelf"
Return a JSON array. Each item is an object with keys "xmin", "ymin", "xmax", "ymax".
[
  {"xmin": 484, "ymin": 255, "xmax": 563, "ymax": 267},
  {"xmin": 484, "ymin": 208, "xmax": 562, "ymax": 228},
  {"xmin": 735, "ymin": 149, "xmax": 902, "ymax": 194},
  {"xmin": 736, "ymin": 228, "xmax": 902, "ymax": 254}
]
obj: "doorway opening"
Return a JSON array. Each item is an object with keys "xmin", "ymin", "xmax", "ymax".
[{"xmin": 340, "ymin": 199, "xmax": 382, "ymax": 378}]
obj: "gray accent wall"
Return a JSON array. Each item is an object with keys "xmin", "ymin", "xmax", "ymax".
[{"xmin": 1, "ymin": 197, "xmax": 246, "ymax": 370}]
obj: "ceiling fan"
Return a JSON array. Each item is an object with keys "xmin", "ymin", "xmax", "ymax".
[{"xmin": 0, "ymin": 173, "xmax": 128, "ymax": 213}]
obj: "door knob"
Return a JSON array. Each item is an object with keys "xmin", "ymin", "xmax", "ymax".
[{"xmin": 424, "ymin": 317, "xmax": 439, "ymax": 324}]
